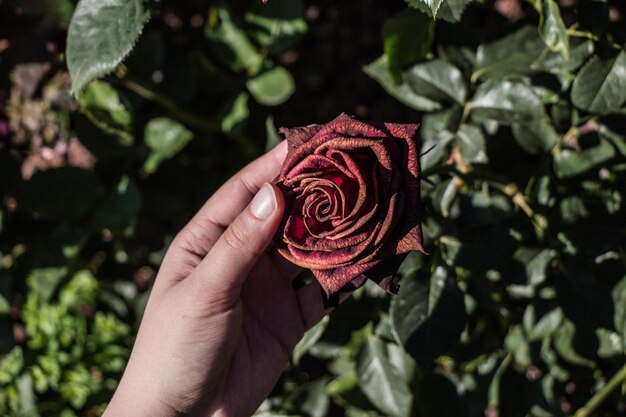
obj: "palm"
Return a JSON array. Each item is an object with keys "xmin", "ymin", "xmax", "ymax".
[{"xmin": 210, "ymin": 255, "xmax": 307, "ymax": 416}]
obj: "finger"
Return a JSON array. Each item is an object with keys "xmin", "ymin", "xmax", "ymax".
[
  {"xmin": 158, "ymin": 141, "xmax": 288, "ymax": 288},
  {"xmin": 183, "ymin": 183, "xmax": 285, "ymax": 310},
  {"xmin": 296, "ymin": 281, "xmax": 351, "ymax": 331}
]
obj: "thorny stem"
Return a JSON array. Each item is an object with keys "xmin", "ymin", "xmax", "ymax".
[{"xmin": 574, "ymin": 362, "xmax": 626, "ymax": 417}]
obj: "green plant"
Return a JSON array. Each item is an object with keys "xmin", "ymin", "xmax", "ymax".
[{"xmin": 0, "ymin": 0, "xmax": 626, "ymax": 416}]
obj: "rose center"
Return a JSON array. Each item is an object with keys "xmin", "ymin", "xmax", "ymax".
[{"xmin": 299, "ymin": 170, "xmax": 359, "ymax": 237}]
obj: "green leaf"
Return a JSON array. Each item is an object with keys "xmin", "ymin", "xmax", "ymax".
[
  {"xmin": 571, "ymin": 51, "xmax": 626, "ymax": 115},
  {"xmin": 512, "ymin": 119, "xmax": 559, "ymax": 154},
  {"xmin": 356, "ymin": 335, "xmax": 412, "ymax": 417},
  {"xmin": 440, "ymin": 227, "xmax": 517, "ymax": 272},
  {"xmin": 67, "ymin": 0, "xmax": 150, "ymax": 95},
  {"xmin": 420, "ymin": 106, "xmax": 461, "ymax": 169},
  {"xmin": 405, "ymin": 59, "xmax": 467, "ymax": 105},
  {"xmin": 390, "ymin": 266, "xmax": 466, "ymax": 368},
  {"xmin": 556, "ymin": 260, "xmax": 615, "ymax": 331},
  {"xmin": 217, "ymin": 92, "xmax": 250, "ymax": 134},
  {"xmin": 612, "ymin": 275, "xmax": 626, "ymax": 345},
  {"xmin": 383, "ymin": 9, "xmax": 434, "ymax": 82},
  {"xmin": 246, "ymin": 66, "xmax": 295, "ymax": 106},
  {"xmin": 206, "ymin": 5, "xmax": 263, "ymax": 75},
  {"xmin": 59, "ymin": 270, "xmax": 99, "ymax": 309},
  {"xmin": 554, "ymin": 319, "xmax": 596, "ymax": 367},
  {"xmin": 596, "ymin": 328, "xmax": 623, "ymax": 358},
  {"xmin": 245, "ymin": 0, "xmax": 307, "ymax": 55},
  {"xmin": 532, "ymin": 39, "xmax": 594, "ymax": 74},
  {"xmin": 553, "ymin": 134, "xmax": 615, "ymax": 178},
  {"xmin": 406, "ymin": 0, "xmax": 473, "ymax": 22},
  {"xmin": 456, "ymin": 124, "xmax": 487, "ymax": 163},
  {"xmin": 27, "ymin": 267, "xmax": 68, "ymax": 304},
  {"xmin": 293, "ymin": 316, "xmax": 329, "ymax": 365},
  {"xmin": 364, "ymin": 56, "xmax": 441, "ymax": 112},
  {"xmin": 541, "ymin": 0, "xmax": 569, "ymax": 60},
  {"xmin": 79, "ymin": 80, "xmax": 133, "ymax": 141},
  {"xmin": 92, "ymin": 177, "xmax": 141, "ymax": 236},
  {"xmin": 144, "ymin": 118, "xmax": 194, "ymax": 173},
  {"xmin": 474, "ymin": 26, "xmax": 544, "ymax": 81},
  {"xmin": 265, "ymin": 116, "xmax": 282, "ymax": 151},
  {"xmin": 12, "ymin": 168, "xmax": 103, "ymax": 219},
  {"xmin": 471, "ymin": 80, "xmax": 546, "ymax": 124},
  {"xmin": 528, "ymin": 307, "xmax": 564, "ymax": 341}
]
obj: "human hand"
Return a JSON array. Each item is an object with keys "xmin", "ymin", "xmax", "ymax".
[{"xmin": 103, "ymin": 141, "xmax": 334, "ymax": 417}]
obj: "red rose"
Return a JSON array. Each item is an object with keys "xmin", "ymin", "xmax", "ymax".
[{"xmin": 274, "ymin": 113, "xmax": 425, "ymax": 296}]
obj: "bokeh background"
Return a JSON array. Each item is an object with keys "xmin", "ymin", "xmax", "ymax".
[{"xmin": 1, "ymin": 0, "xmax": 626, "ymax": 416}]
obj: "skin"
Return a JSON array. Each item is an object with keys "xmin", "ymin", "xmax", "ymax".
[{"xmin": 103, "ymin": 141, "xmax": 336, "ymax": 417}]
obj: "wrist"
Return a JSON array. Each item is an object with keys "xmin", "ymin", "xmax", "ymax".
[{"xmin": 103, "ymin": 376, "xmax": 180, "ymax": 417}]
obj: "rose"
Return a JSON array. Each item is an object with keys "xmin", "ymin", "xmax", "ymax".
[{"xmin": 274, "ymin": 113, "xmax": 425, "ymax": 296}]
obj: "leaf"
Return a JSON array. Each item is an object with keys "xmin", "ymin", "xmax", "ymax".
[
  {"xmin": 440, "ymin": 227, "xmax": 518, "ymax": 272},
  {"xmin": 217, "ymin": 92, "xmax": 250, "ymax": 133},
  {"xmin": 79, "ymin": 80, "xmax": 133, "ymax": 141},
  {"xmin": 92, "ymin": 177, "xmax": 141, "ymax": 236},
  {"xmin": 406, "ymin": 0, "xmax": 473, "ymax": 22},
  {"xmin": 12, "ymin": 168, "xmax": 103, "ymax": 219},
  {"xmin": 420, "ymin": 105, "xmax": 461, "ymax": 169},
  {"xmin": 27, "ymin": 267, "xmax": 68, "ymax": 304},
  {"xmin": 528, "ymin": 308, "xmax": 564, "ymax": 341},
  {"xmin": 245, "ymin": 0, "xmax": 307, "ymax": 55},
  {"xmin": 246, "ymin": 66, "xmax": 295, "ymax": 106},
  {"xmin": 612, "ymin": 275, "xmax": 626, "ymax": 345},
  {"xmin": 556, "ymin": 260, "xmax": 615, "ymax": 331},
  {"xmin": 67, "ymin": 0, "xmax": 150, "ymax": 95},
  {"xmin": 474, "ymin": 26, "xmax": 544, "ymax": 81},
  {"xmin": 364, "ymin": 56, "xmax": 442, "ymax": 112},
  {"xmin": 596, "ymin": 328, "xmax": 623, "ymax": 358},
  {"xmin": 532, "ymin": 39, "xmax": 594, "ymax": 74},
  {"xmin": 390, "ymin": 266, "xmax": 466, "ymax": 368},
  {"xmin": 456, "ymin": 124, "xmax": 487, "ymax": 163},
  {"xmin": 265, "ymin": 116, "xmax": 282, "ymax": 151},
  {"xmin": 293, "ymin": 316, "xmax": 329, "ymax": 365},
  {"xmin": 383, "ymin": 9, "xmax": 434, "ymax": 82},
  {"xmin": 299, "ymin": 378, "xmax": 331, "ymax": 417},
  {"xmin": 356, "ymin": 335, "xmax": 412, "ymax": 417},
  {"xmin": 541, "ymin": 0, "xmax": 569, "ymax": 60},
  {"xmin": 405, "ymin": 59, "xmax": 467, "ymax": 105},
  {"xmin": 571, "ymin": 51, "xmax": 626, "ymax": 115},
  {"xmin": 512, "ymin": 119, "xmax": 559, "ymax": 154},
  {"xmin": 553, "ymin": 134, "xmax": 615, "ymax": 178},
  {"xmin": 206, "ymin": 4, "xmax": 263, "ymax": 75},
  {"xmin": 471, "ymin": 80, "xmax": 546, "ymax": 124},
  {"xmin": 554, "ymin": 319, "xmax": 596, "ymax": 367},
  {"xmin": 144, "ymin": 118, "xmax": 194, "ymax": 173}
]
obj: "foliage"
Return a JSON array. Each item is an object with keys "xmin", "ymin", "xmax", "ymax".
[{"xmin": 1, "ymin": 0, "xmax": 626, "ymax": 416}]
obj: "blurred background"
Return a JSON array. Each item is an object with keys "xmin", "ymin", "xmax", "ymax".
[{"xmin": 1, "ymin": 0, "xmax": 626, "ymax": 416}]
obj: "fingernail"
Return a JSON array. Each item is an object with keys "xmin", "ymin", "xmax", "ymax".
[{"xmin": 251, "ymin": 183, "xmax": 277, "ymax": 219}]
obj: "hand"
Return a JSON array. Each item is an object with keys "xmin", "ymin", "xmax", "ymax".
[{"xmin": 103, "ymin": 141, "xmax": 332, "ymax": 417}]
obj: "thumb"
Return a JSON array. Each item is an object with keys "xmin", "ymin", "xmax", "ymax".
[{"xmin": 185, "ymin": 183, "xmax": 285, "ymax": 305}]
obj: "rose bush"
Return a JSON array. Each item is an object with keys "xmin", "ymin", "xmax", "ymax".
[{"xmin": 274, "ymin": 113, "xmax": 424, "ymax": 295}]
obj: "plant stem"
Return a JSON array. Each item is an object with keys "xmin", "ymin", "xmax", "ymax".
[
  {"xmin": 566, "ymin": 29, "xmax": 624, "ymax": 50},
  {"xmin": 574, "ymin": 362, "xmax": 626, "ymax": 417},
  {"xmin": 117, "ymin": 76, "xmax": 219, "ymax": 135}
]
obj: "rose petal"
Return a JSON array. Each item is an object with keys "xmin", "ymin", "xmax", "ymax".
[
  {"xmin": 311, "ymin": 260, "xmax": 380, "ymax": 295},
  {"xmin": 280, "ymin": 124, "xmax": 323, "ymax": 150}
]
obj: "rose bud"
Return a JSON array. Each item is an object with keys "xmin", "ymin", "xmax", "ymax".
[{"xmin": 274, "ymin": 113, "xmax": 425, "ymax": 297}]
